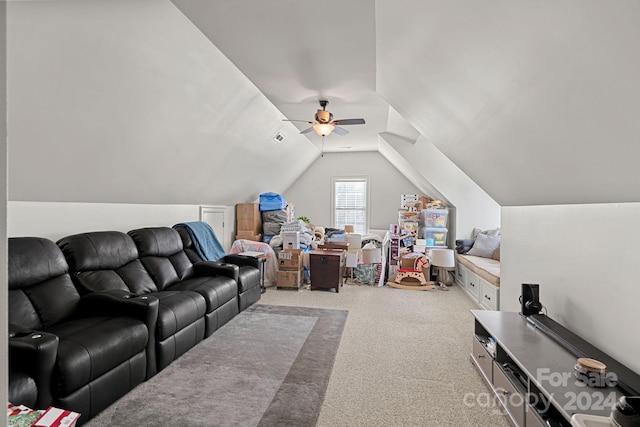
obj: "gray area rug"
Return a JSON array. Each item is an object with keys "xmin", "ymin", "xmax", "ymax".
[{"xmin": 86, "ymin": 304, "xmax": 348, "ymax": 427}]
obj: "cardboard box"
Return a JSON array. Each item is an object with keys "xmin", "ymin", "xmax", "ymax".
[
  {"xmin": 278, "ymin": 249, "xmax": 303, "ymax": 270},
  {"xmin": 236, "ymin": 203, "xmax": 262, "ymax": 233},
  {"xmin": 419, "ymin": 196, "xmax": 431, "ymax": 209},
  {"xmin": 235, "ymin": 233, "xmax": 262, "ymax": 242},
  {"xmin": 276, "ymin": 268, "xmax": 303, "ymax": 290},
  {"xmin": 237, "ymin": 218, "xmax": 262, "ymax": 234},
  {"xmin": 236, "ymin": 203, "xmax": 260, "ymax": 219}
]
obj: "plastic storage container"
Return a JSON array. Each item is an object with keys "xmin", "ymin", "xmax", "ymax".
[
  {"xmin": 423, "ymin": 227, "xmax": 448, "ymax": 247},
  {"xmin": 398, "ymin": 209, "xmax": 420, "ymax": 222},
  {"xmin": 422, "ymin": 209, "xmax": 449, "ymax": 228}
]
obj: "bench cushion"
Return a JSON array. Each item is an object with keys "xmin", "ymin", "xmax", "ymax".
[{"xmin": 456, "ymin": 254, "xmax": 500, "ymax": 287}]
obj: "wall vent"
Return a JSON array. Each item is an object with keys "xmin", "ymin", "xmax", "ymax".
[{"xmin": 274, "ymin": 132, "xmax": 285, "ymax": 143}]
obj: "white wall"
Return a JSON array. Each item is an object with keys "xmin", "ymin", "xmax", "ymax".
[
  {"xmin": 7, "ymin": 0, "xmax": 319, "ymax": 206},
  {"xmin": 8, "ymin": 202, "xmax": 234, "ymax": 251},
  {"xmin": 379, "ymin": 134, "xmax": 500, "ymax": 239},
  {"xmin": 501, "ymin": 203, "xmax": 640, "ymax": 375},
  {"xmin": 283, "ymin": 151, "xmax": 422, "ymax": 231},
  {"xmin": 1, "ymin": 0, "xmax": 8, "ymax": 409},
  {"xmin": 377, "ymin": 0, "xmax": 640, "ymax": 207}
]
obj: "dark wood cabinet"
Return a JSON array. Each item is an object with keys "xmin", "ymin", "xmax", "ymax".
[{"xmin": 309, "ymin": 250, "xmax": 345, "ymax": 293}]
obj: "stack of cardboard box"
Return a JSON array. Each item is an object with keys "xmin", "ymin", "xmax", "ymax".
[
  {"xmin": 276, "ymin": 248, "xmax": 304, "ymax": 290},
  {"xmin": 236, "ymin": 203, "xmax": 262, "ymax": 242}
]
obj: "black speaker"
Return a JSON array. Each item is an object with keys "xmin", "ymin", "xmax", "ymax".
[{"xmin": 520, "ymin": 283, "xmax": 543, "ymax": 316}]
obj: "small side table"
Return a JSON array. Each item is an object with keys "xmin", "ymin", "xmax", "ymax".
[
  {"xmin": 239, "ymin": 251, "xmax": 268, "ymax": 293},
  {"xmin": 309, "ymin": 249, "xmax": 345, "ymax": 293}
]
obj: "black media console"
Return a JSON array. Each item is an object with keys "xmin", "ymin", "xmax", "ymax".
[{"xmin": 471, "ymin": 310, "xmax": 640, "ymax": 427}]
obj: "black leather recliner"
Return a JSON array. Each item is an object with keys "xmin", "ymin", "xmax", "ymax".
[
  {"xmin": 8, "ymin": 327, "xmax": 58, "ymax": 409},
  {"xmin": 57, "ymin": 230, "xmax": 208, "ymax": 374},
  {"xmin": 174, "ymin": 224, "xmax": 262, "ymax": 311},
  {"xmin": 128, "ymin": 227, "xmax": 239, "ymax": 337},
  {"xmin": 8, "ymin": 237, "xmax": 155, "ymax": 423}
]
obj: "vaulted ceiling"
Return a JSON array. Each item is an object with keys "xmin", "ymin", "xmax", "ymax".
[
  {"xmin": 172, "ymin": 0, "xmax": 640, "ymax": 206},
  {"xmin": 7, "ymin": 1, "xmax": 640, "ymax": 208}
]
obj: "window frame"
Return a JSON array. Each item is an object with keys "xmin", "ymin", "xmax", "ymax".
[{"xmin": 331, "ymin": 176, "xmax": 370, "ymax": 234}]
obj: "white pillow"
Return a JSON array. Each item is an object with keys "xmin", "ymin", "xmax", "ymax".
[
  {"xmin": 472, "ymin": 227, "xmax": 501, "ymax": 241},
  {"xmin": 467, "ymin": 234, "xmax": 501, "ymax": 258}
]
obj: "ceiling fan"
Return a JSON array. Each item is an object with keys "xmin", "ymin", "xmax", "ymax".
[{"xmin": 283, "ymin": 100, "xmax": 366, "ymax": 137}]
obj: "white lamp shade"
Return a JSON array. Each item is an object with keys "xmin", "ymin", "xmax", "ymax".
[
  {"xmin": 430, "ymin": 248, "xmax": 455, "ymax": 268},
  {"xmin": 346, "ymin": 233, "xmax": 362, "ymax": 249},
  {"xmin": 362, "ymin": 248, "xmax": 382, "ymax": 264},
  {"xmin": 313, "ymin": 123, "xmax": 334, "ymax": 136}
]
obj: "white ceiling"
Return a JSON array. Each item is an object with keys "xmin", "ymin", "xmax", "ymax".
[
  {"xmin": 7, "ymin": 1, "xmax": 640, "ymax": 208},
  {"xmin": 172, "ymin": 0, "xmax": 640, "ymax": 206},
  {"xmin": 171, "ymin": 0, "xmax": 401, "ymax": 153}
]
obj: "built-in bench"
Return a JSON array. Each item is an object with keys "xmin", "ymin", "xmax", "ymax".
[{"xmin": 455, "ymin": 253, "xmax": 500, "ymax": 310}]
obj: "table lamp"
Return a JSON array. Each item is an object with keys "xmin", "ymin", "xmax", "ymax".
[
  {"xmin": 345, "ymin": 249, "xmax": 360, "ymax": 284},
  {"xmin": 361, "ymin": 243, "xmax": 382, "ymax": 285},
  {"xmin": 429, "ymin": 248, "xmax": 455, "ymax": 290}
]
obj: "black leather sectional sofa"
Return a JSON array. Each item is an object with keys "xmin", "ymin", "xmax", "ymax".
[
  {"xmin": 7, "ymin": 226, "xmax": 261, "ymax": 425},
  {"xmin": 174, "ymin": 224, "xmax": 262, "ymax": 311}
]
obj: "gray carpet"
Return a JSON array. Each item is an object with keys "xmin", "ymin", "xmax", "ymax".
[{"xmin": 86, "ymin": 304, "xmax": 348, "ymax": 427}]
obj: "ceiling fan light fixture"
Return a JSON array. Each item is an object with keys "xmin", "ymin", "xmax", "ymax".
[
  {"xmin": 313, "ymin": 123, "xmax": 334, "ymax": 136},
  {"xmin": 284, "ymin": 99, "xmax": 365, "ymax": 138}
]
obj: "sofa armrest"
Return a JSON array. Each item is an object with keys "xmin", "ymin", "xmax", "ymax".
[
  {"xmin": 80, "ymin": 290, "xmax": 159, "ymax": 321},
  {"xmin": 80, "ymin": 290, "xmax": 160, "ymax": 377},
  {"xmin": 9, "ymin": 324, "xmax": 59, "ymax": 408},
  {"xmin": 222, "ymin": 254, "xmax": 262, "ymax": 270},
  {"xmin": 194, "ymin": 261, "xmax": 239, "ymax": 283}
]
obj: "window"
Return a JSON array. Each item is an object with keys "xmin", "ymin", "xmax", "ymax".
[{"xmin": 332, "ymin": 177, "xmax": 368, "ymax": 234}]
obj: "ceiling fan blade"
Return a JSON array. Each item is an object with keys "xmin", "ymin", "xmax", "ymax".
[
  {"xmin": 283, "ymin": 119, "xmax": 314, "ymax": 124},
  {"xmin": 332, "ymin": 118, "xmax": 365, "ymax": 126},
  {"xmin": 300, "ymin": 127, "xmax": 315, "ymax": 134},
  {"xmin": 333, "ymin": 126, "xmax": 349, "ymax": 136}
]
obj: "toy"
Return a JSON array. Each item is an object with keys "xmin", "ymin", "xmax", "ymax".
[{"xmin": 387, "ymin": 253, "xmax": 436, "ymax": 290}]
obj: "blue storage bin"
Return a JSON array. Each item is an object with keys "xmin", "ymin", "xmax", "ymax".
[
  {"xmin": 424, "ymin": 228, "xmax": 448, "ymax": 247},
  {"xmin": 259, "ymin": 192, "xmax": 287, "ymax": 211}
]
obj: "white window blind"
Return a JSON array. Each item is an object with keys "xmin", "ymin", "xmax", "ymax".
[{"xmin": 333, "ymin": 178, "xmax": 368, "ymax": 234}]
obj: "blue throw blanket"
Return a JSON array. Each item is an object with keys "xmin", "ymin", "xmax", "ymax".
[{"xmin": 174, "ymin": 221, "xmax": 226, "ymax": 261}]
